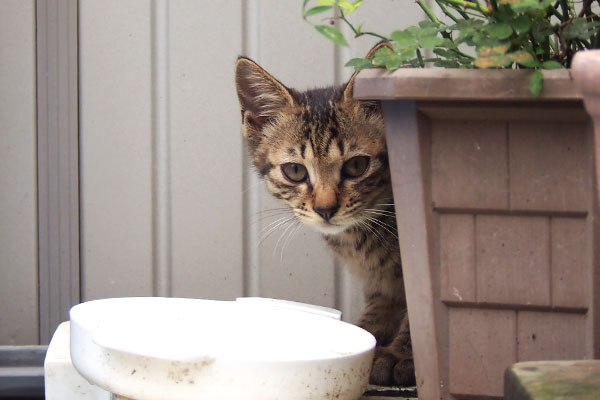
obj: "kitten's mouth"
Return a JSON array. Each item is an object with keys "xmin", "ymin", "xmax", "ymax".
[{"xmin": 313, "ymin": 220, "xmax": 350, "ymax": 235}]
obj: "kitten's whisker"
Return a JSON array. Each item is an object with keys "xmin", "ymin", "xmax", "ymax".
[
  {"xmin": 258, "ymin": 218, "xmax": 288, "ymax": 244},
  {"xmin": 251, "ymin": 207, "xmax": 291, "ymax": 217},
  {"xmin": 357, "ymin": 219, "xmax": 386, "ymax": 246},
  {"xmin": 273, "ymin": 219, "xmax": 297, "ymax": 257},
  {"xmin": 259, "ymin": 216, "xmax": 296, "ymax": 245},
  {"xmin": 367, "ymin": 215, "xmax": 398, "ymax": 233},
  {"xmin": 280, "ymin": 221, "xmax": 303, "ymax": 263},
  {"xmin": 251, "ymin": 210, "xmax": 293, "ymax": 225},
  {"xmin": 259, "ymin": 216, "xmax": 289, "ymax": 235},
  {"xmin": 364, "ymin": 209, "xmax": 396, "ymax": 216},
  {"xmin": 241, "ymin": 180, "xmax": 265, "ymax": 194},
  {"xmin": 366, "ymin": 216, "xmax": 399, "ymax": 240},
  {"xmin": 363, "ymin": 212, "xmax": 396, "ymax": 219}
]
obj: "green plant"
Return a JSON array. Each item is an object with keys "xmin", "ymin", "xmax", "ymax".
[{"xmin": 302, "ymin": 0, "xmax": 600, "ymax": 96}]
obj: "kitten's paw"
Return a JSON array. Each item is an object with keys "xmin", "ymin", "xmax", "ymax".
[
  {"xmin": 369, "ymin": 347, "xmax": 415, "ymax": 387},
  {"xmin": 393, "ymin": 358, "xmax": 416, "ymax": 387},
  {"xmin": 370, "ymin": 349, "xmax": 396, "ymax": 385}
]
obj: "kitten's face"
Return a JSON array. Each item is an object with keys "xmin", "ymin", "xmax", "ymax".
[{"xmin": 235, "ymin": 58, "xmax": 390, "ymax": 235}]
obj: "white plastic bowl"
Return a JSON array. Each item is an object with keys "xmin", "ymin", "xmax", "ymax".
[{"xmin": 70, "ymin": 297, "xmax": 375, "ymax": 400}]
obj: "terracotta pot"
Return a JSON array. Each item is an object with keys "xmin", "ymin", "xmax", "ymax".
[{"xmin": 354, "ymin": 65, "xmax": 599, "ymax": 400}]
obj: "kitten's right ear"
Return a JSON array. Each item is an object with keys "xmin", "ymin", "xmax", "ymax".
[
  {"xmin": 342, "ymin": 41, "xmax": 393, "ymax": 103},
  {"xmin": 235, "ymin": 57, "xmax": 295, "ymax": 135}
]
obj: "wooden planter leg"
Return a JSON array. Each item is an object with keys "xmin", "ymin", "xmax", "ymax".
[
  {"xmin": 573, "ymin": 50, "xmax": 600, "ymax": 202},
  {"xmin": 382, "ymin": 100, "xmax": 443, "ymax": 400}
]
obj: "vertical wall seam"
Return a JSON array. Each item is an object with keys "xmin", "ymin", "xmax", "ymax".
[
  {"xmin": 34, "ymin": 0, "xmax": 45, "ymax": 344},
  {"xmin": 71, "ymin": 0, "xmax": 82, "ymax": 304},
  {"xmin": 151, "ymin": 0, "xmax": 172, "ymax": 297},
  {"xmin": 36, "ymin": 0, "xmax": 80, "ymax": 344},
  {"xmin": 241, "ymin": 0, "xmax": 261, "ymax": 298}
]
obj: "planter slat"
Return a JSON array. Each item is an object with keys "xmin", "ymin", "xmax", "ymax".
[{"xmin": 355, "ymin": 69, "xmax": 583, "ymax": 101}]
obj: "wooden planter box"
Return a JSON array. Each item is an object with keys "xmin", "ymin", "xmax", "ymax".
[{"xmin": 354, "ymin": 56, "xmax": 600, "ymax": 400}]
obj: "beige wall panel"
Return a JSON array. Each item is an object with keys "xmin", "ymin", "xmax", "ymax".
[
  {"xmin": 0, "ymin": 0, "xmax": 38, "ymax": 345},
  {"xmin": 79, "ymin": 0, "xmax": 153, "ymax": 300},
  {"xmin": 346, "ymin": 0, "xmax": 426, "ymax": 58},
  {"xmin": 259, "ymin": 1, "xmax": 336, "ymax": 89},
  {"xmin": 169, "ymin": 1, "xmax": 244, "ymax": 299}
]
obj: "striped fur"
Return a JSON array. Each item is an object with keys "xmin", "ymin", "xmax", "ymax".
[{"xmin": 235, "ymin": 57, "xmax": 414, "ymax": 386}]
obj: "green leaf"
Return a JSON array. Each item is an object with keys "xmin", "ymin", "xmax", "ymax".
[
  {"xmin": 304, "ymin": 5, "xmax": 333, "ymax": 16},
  {"xmin": 508, "ymin": 50, "xmax": 537, "ymax": 67},
  {"xmin": 419, "ymin": 20, "xmax": 439, "ymax": 29},
  {"xmin": 390, "ymin": 29, "xmax": 415, "ymax": 44},
  {"xmin": 418, "ymin": 27, "xmax": 439, "ymax": 38},
  {"xmin": 337, "ymin": 0, "xmax": 363, "ymax": 14},
  {"xmin": 433, "ymin": 48, "xmax": 450, "ymax": 58},
  {"xmin": 372, "ymin": 47, "xmax": 393, "ymax": 66},
  {"xmin": 494, "ymin": 4, "xmax": 515, "ymax": 22},
  {"xmin": 487, "ymin": 23, "xmax": 513, "ymax": 40},
  {"xmin": 391, "ymin": 29, "xmax": 417, "ymax": 52},
  {"xmin": 406, "ymin": 26, "xmax": 422, "ymax": 36},
  {"xmin": 398, "ymin": 47, "xmax": 417, "ymax": 62},
  {"xmin": 435, "ymin": 59, "xmax": 461, "ymax": 68},
  {"xmin": 345, "ymin": 57, "xmax": 373, "ymax": 70},
  {"xmin": 371, "ymin": 47, "xmax": 412, "ymax": 70},
  {"xmin": 507, "ymin": 0, "xmax": 552, "ymax": 12},
  {"xmin": 314, "ymin": 24, "xmax": 348, "ymax": 46},
  {"xmin": 475, "ymin": 54, "xmax": 512, "ymax": 68},
  {"xmin": 478, "ymin": 42, "xmax": 510, "ymax": 56},
  {"xmin": 563, "ymin": 19, "xmax": 600, "ymax": 41},
  {"xmin": 541, "ymin": 60, "xmax": 563, "ymax": 69},
  {"xmin": 511, "ymin": 15, "xmax": 532, "ymax": 34},
  {"xmin": 384, "ymin": 52, "xmax": 404, "ymax": 69},
  {"xmin": 532, "ymin": 20, "xmax": 552, "ymax": 43},
  {"xmin": 419, "ymin": 35, "xmax": 445, "ymax": 49},
  {"xmin": 530, "ymin": 70, "xmax": 543, "ymax": 97},
  {"xmin": 316, "ymin": 0, "xmax": 336, "ymax": 5}
]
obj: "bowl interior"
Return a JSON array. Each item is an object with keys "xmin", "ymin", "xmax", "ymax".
[{"xmin": 70, "ymin": 297, "xmax": 375, "ymax": 362}]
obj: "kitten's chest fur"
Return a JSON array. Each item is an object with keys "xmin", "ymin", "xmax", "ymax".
[{"xmin": 323, "ymin": 209, "xmax": 403, "ymax": 299}]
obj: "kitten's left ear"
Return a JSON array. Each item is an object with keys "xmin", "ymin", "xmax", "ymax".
[{"xmin": 342, "ymin": 41, "xmax": 393, "ymax": 103}]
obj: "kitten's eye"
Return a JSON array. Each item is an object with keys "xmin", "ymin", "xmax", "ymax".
[
  {"xmin": 281, "ymin": 163, "xmax": 308, "ymax": 183},
  {"xmin": 342, "ymin": 156, "xmax": 370, "ymax": 178}
]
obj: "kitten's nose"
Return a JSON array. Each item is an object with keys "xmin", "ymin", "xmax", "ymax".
[{"xmin": 313, "ymin": 205, "xmax": 340, "ymax": 221}]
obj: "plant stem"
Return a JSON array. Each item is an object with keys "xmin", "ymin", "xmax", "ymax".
[
  {"xmin": 435, "ymin": 0, "xmax": 460, "ymax": 22},
  {"xmin": 338, "ymin": 8, "xmax": 388, "ymax": 41},
  {"xmin": 579, "ymin": 0, "xmax": 593, "ymax": 17},
  {"xmin": 548, "ymin": 5, "xmax": 564, "ymax": 22},
  {"xmin": 417, "ymin": 0, "xmax": 444, "ymax": 25},
  {"xmin": 438, "ymin": 0, "xmax": 490, "ymax": 15}
]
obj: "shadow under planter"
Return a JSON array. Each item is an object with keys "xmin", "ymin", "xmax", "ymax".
[{"xmin": 354, "ymin": 55, "xmax": 600, "ymax": 400}]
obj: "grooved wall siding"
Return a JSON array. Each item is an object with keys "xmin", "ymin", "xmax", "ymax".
[
  {"xmin": 78, "ymin": 0, "xmax": 424, "ymax": 326},
  {"xmin": 0, "ymin": 0, "xmax": 425, "ymax": 344}
]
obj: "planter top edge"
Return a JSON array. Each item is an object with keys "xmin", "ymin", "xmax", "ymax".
[{"xmin": 353, "ymin": 68, "xmax": 583, "ymax": 102}]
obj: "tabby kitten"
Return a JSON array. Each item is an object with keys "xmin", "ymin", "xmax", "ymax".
[{"xmin": 234, "ymin": 57, "xmax": 414, "ymax": 387}]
